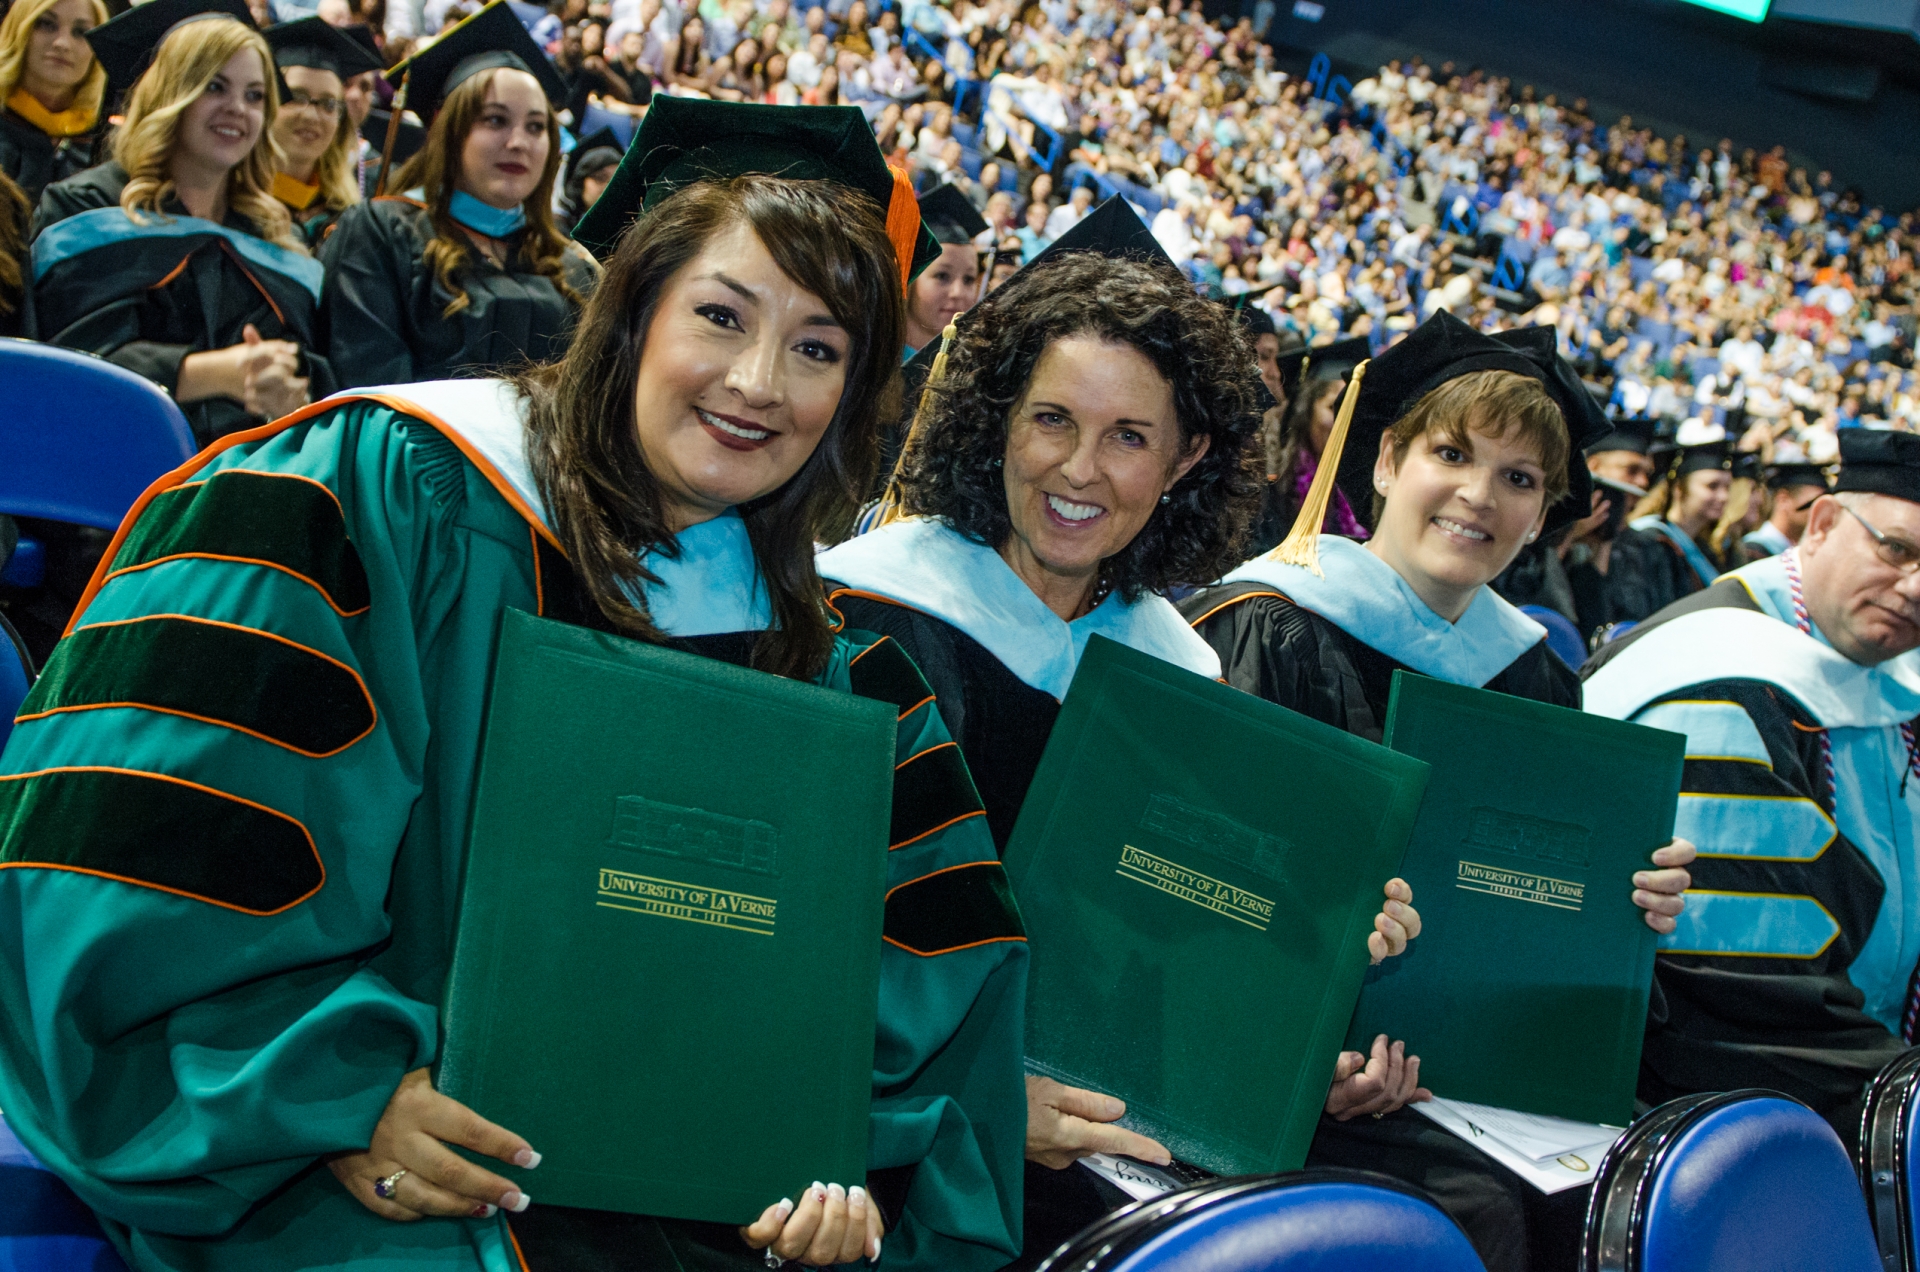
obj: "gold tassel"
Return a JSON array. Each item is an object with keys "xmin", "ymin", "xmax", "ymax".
[
  {"xmin": 1265, "ymin": 359, "xmax": 1369, "ymax": 575},
  {"xmin": 872, "ymin": 320, "xmax": 960, "ymax": 528}
]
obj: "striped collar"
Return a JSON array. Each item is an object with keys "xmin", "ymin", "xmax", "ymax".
[
  {"xmin": 31, "ymin": 205, "xmax": 324, "ymax": 300},
  {"xmin": 1630, "ymin": 515, "xmax": 1720, "ymax": 588},
  {"xmin": 329, "ymin": 379, "xmax": 771, "ymax": 637},
  {"xmin": 815, "ymin": 515, "xmax": 1219, "ymax": 699},
  {"xmin": 1219, "ymin": 535, "xmax": 1546, "ymax": 687}
]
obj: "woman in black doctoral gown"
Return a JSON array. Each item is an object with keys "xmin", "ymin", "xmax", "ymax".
[
  {"xmin": 318, "ymin": 0, "xmax": 598, "ymax": 388},
  {"xmin": 818, "ymin": 201, "xmax": 1427, "ymax": 1266},
  {"xmin": 1181, "ymin": 310, "xmax": 1696, "ymax": 1272},
  {"xmin": 31, "ymin": 0, "xmax": 328, "ymax": 443}
]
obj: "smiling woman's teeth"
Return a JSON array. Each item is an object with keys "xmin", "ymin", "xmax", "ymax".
[
  {"xmin": 1047, "ymin": 494, "xmax": 1103, "ymax": 522},
  {"xmin": 1434, "ymin": 517, "xmax": 1491, "ymax": 542},
  {"xmin": 697, "ymin": 408, "xmax": 770, "ymax": 441}
]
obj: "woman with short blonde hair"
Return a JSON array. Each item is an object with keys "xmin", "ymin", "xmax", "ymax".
[
  {"xmin": 0, "ymin": 0, "xmax": 107, "ymax": 203},
  {"xmin": 31, "ymin": 0, "xmax": 330, "ymax": 442}
]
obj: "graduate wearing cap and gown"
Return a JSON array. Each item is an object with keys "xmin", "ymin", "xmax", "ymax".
[
  {"xmin": 1181, "ymin": 311, "xmax": 1696, "ymax": 1272},
  {"xmin": 901, "ymin": 181, "xmax": 986, "ymax": 364},
  {"xmin": 1742, "ymin": 460, "xmax": 1831, "ymax": 562},
  {"xmin": 1604, "ymin": 423, "xmax": 1733, "ymax": 622},
  {"xmin": 0, "ymin": 98, "xmax": 1025, "ymax": 1272},
  {"xmin": 1583, "ymin": 428, "xmax": 1920, "ymax": 1139},
  {"xmin": 0, "ymin": 0, "xmax": 110, "ymax": 206},
  {"xmin": 1247, "ymin": 335, "xmax": 1371, "ymax": 555},
  {"xmin": 555, "ymin": 126, "xmax": 622, "ymax": 235},
  {"xmin": 820, "ymin": 212, "xmax": 1424, "ymax": 1266},
  {"xmin": 318, "ymin": 0, "xmax": 599, "ymax": 389},
  {"xmin": 30, "ymin": 0, "xmax": 334, "ymax": 445},
  {"xmin": 264, "ymin": 17, "xmax": 382, "ymax": 247}
]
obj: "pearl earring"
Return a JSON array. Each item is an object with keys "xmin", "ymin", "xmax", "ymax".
[
  {"xmin": 1160, "ymin": 493, "xmax": 1171, "ymax": 504},
  {"xmin": 1526, "ymin": 531, "xmax": 1539, "ymax": 543}
]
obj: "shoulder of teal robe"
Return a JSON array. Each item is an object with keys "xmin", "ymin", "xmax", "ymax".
[
  {"xmin": 0, "ymin": 393, "xmax": 545, "ymax": 1267},
  {"xmin": 828, "ymin": 629, "xmax": 1028, "ymax": 1272}
]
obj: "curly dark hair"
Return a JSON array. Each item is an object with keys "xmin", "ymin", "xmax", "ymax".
[{"xmin": 891, "ymin": 252, "xmax": 1264, "ymax": 598}]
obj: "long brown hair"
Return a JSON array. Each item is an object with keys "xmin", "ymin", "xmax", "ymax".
[
  {"xmin": 0, "ymin": 167, "xmax": 27, "ymax": 316},
  {"xmin": 390, "ymin": 66, "xmax": 576, "ymax": 317},
  {"xmin": 515, "ymin": 174, "xmax": 905, "ymax": 680}
]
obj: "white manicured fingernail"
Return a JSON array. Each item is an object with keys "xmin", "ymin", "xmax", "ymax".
[
  {"xmin": 513, "ymin": 1149, "xmax": 541, "ymax": 1168},
  {"xmin": 471, "ymin": 1203, "xmax": 498, "ymax": 1218},
  {"xmin": 827, "ymin": 1183, "xmax": 846, "ymax": 1203},
  {"xmin": 811, "ymin": 1181, "xmax": 827, "ymax": 1201},
  {"xmin": 849, "ymin": 1186, "xmax": 868, "ymax": 1210},
  {"xmin": 776, "ymin": 1197, "xmax": 794, "ymax": 1220},
  {"xmin": 503, "ymin": 1190, "xmax": 531, "ymax": 1213},
  {"xmin": 871, "ymin": 1236, "xmax": 882, "ymax": 1264}
]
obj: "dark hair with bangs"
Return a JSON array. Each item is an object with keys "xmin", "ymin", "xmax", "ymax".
[
  {"xmin": 516, "ymin": 173, "xmax": 905, "ymax": 680},
  {"xmin": 1374, "ymin": 369, "xmax": 1570, "ymax": 524},
  {"xmin": 891, "ymin": 252, "xmax": 1263, "ymax": 598}
]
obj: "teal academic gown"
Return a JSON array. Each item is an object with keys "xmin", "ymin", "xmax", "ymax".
[{"xmin": 0, "ymin": 380, "xmax": 1027, "ymax": 1272}]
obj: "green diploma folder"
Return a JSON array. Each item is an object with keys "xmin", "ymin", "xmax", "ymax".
[
  {"xmin": 1345, "ymin": 671, "xmax": 1685, "ymax": 1126},
  {"xmin": 438, "ymin": 609, "xmax": 896, "ymax": 1222},
  {"xmin": 1004, "ymin": 635, "xmax": 1431, "ymax": 1174}
]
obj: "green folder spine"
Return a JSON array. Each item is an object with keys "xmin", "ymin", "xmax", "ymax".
[
  {"xmin": 439, "ymin": 609, "xmax": 895, "ymax": 1222},
  {"xmin": 1005, "ymin": 635, "xmax": 1430, "ymax": 1175},
  {"xmin": 1345, "ymin": 671, "xmax": 1685, "ymax": 1126}
]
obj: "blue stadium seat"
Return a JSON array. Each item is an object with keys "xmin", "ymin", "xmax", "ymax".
[
  {"xmin": 0, "ymin": 1114, "xmax": 129, "ymax": 1271},
  {"xmin": 1858, "ymin": 1046, "xmax": 1920, "ymax": 1271},
  {"xmin": 1583, "ymin": 1090, "xmax": 1880, "ymax": 1272},
  {"xmin": 1039, "ymin": 1170, "xmax": 1488, "ymax": 1271},
  {"xmin": 1520, "ymin": 605, "xmax": 1586, "ymax": 669},
  {"xmin": 0, "ymin": 611, "xmax": 31, "ymax": 754},
  {"xmin": 0, "ymin": 339, "xmax": 196, "ymax": 531}
]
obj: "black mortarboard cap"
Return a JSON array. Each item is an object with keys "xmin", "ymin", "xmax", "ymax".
[
  {"xmin": 1279, "ymin": 334, "xmax": 1369, "ymax": 403},
  {"xmin": 340, "ymin": 23, "xmax": 384, "ymax": 70},
  {"xmin": 573, "ymin": 98, "xmax": 938, "ymax": 280},
  {"xmin": 897, "ymin": 195, "xmax": 1181, "ymax": 413},
  {"xmin": 1589, "ymin": 413, "xmax": 1656, "ymax": 457},
  {"xmin": 361, "ymin": 105, "xmax": 425, "ymax": 167},
  {"xmin": 1731, "ymin": 450, "xmax": 1763, "ymax": 483},
  {"xmin": 1833, "ymin": 429, "xmax": 1920, "ymax": 505},
  {"xmin": 1026, "ymin": 194, "xmax": 1169, "ymax": 272},
  {"xmin": 1764, "ymin": 461, "xmax": 1831, "ymax": 492},
  {"xmin": 1235, "ymin": 304, "xmax": 1276, "ymax": 338},
  {"xmin": 917, "ymin": 181, "xmax": 987, "ymax": 244},
  {"xmin": 267, "ymin": 17, "xmax": 384, "ymax": 80},
  {"xmin": 1329, "ymin": 311, "xmax": 1609, "ymax": 536},
  {"xmin": 388, "ymin": 0, "xmax": 565, "ymax": 118},
  {"xmin": 1663, "ymin": 420, "xmax": 1731, "ymax": 479},
  {"xmin": 566, "ymin": 126, "xmax": 625, "ymax": 189},
  {"xmin": 87, "ymin": 0, "xmax": 254, "ymax": 94}
]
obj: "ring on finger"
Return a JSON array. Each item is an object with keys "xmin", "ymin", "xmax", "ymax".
[
  {"xmin": 763, "ymin": 1250, "xmax": 784, "ymax": 1269},
  {"xmin": 374, "ymin": 1168, "xmax": 410, "ymax": 1199}
]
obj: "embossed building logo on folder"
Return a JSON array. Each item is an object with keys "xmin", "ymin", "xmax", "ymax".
[
  {"xmin": 1462, "ymin": 806, "xmax": 1591, "ymax": 869},
  {"xmin": 605, "ymin": 794, "xmax": 779, "ymax": 876}
]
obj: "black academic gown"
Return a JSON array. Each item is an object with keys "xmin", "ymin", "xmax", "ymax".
[
  {"xmin": 1181, "ymin": 581, "xmax": 1581, "ymax": 1272},
  {"xmin": 0, "ymin": 108, "xmax": 101, "ymax": 206},
  {"xmin": 1605, "ymin": 523, "xmax": 1709, "ymax": 625},
  {"xmin": 29, "ymin": 162, "xmax": 335, "ymax": 444},
  {"xmin": 318, "ymin": 196, "xmax": 597, "ymax": 388}
]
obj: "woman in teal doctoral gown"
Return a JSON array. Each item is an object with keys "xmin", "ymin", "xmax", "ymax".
[{"xmin": 0, "ymin": 98, "xmax": 1026, "ymax": 1272}]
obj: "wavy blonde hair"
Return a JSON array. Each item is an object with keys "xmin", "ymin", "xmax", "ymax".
[
  {"xmin": 389, "ymin": 66, "xmax": 577, "ymax": 317},
  {"xmin": 0, "ymin": 0, "xmax": 109, "ymax": 125},
  {"xmin": 112, "ymin": 17, "xmax": 301, "ymax": 251}
]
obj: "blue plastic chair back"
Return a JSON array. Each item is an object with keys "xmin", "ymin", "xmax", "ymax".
[
  {"xmin": 1106, "ymin": 1177, "xmax": 1487, "ymax": 1271},
  {"xmin": 1586, "ymin": 1091, "xmax": 1880, "ymax": 1272},
  {"xmin": 0, "ymin": 1114, "xmax": 130, "ymax": 1271},
  {"xmin": 1519, "ymin": 605, "xmax": 1586, "ymax": 669},
  {"xmin": 0, "ymin": 340, "xmax": 196, "ymax": 531},
  {"xmin": 0, "ymin": 612, "xmax": 30, "ymax": 755}
]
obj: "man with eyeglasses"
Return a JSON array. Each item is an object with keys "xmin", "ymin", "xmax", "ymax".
[{"xmin": 1580, "ymin": 428, "xmax": 1920, "ymax": 1147}]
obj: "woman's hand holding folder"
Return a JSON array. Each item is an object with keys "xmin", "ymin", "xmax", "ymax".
[
  {"xmin": 1024, "ymin": 1076, "xmax": 1174, "ymax": 1169},
  {"xmin": 329, "ymin": 1069, "xmax": 541, "ymax": 1221},
  {"xmin": 1324, "ymin": 1035, "xmax": 1433, "ymax": 1121},
  {"xmin": 1368, "ymin": 878, "xmax": 1422, "ymax": 964},
  {"xmin": 741, "ymin": 1181, "xmax": 885, "ymax": 1266}
]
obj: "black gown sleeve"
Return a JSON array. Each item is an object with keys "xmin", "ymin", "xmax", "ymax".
[
  {"xmin": 1603, "ymin": 527, "xmax": 1684, "ymax": 625},
  {"xmin": 1182, "ymin": 586, "xmax": 1377, "ymax": 736},
  {"xmin": 318, "ymin": 200, "xmax": 422, "ymax": 388}
]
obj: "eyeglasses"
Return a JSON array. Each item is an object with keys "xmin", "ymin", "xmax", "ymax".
[
  {"xmin": 284, "ymin": 90, "xmax": 344, "ymax": 117},
  {"xmin": 1841, "ymin": 503, "xmax": 1920, "ymax": 575}
]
